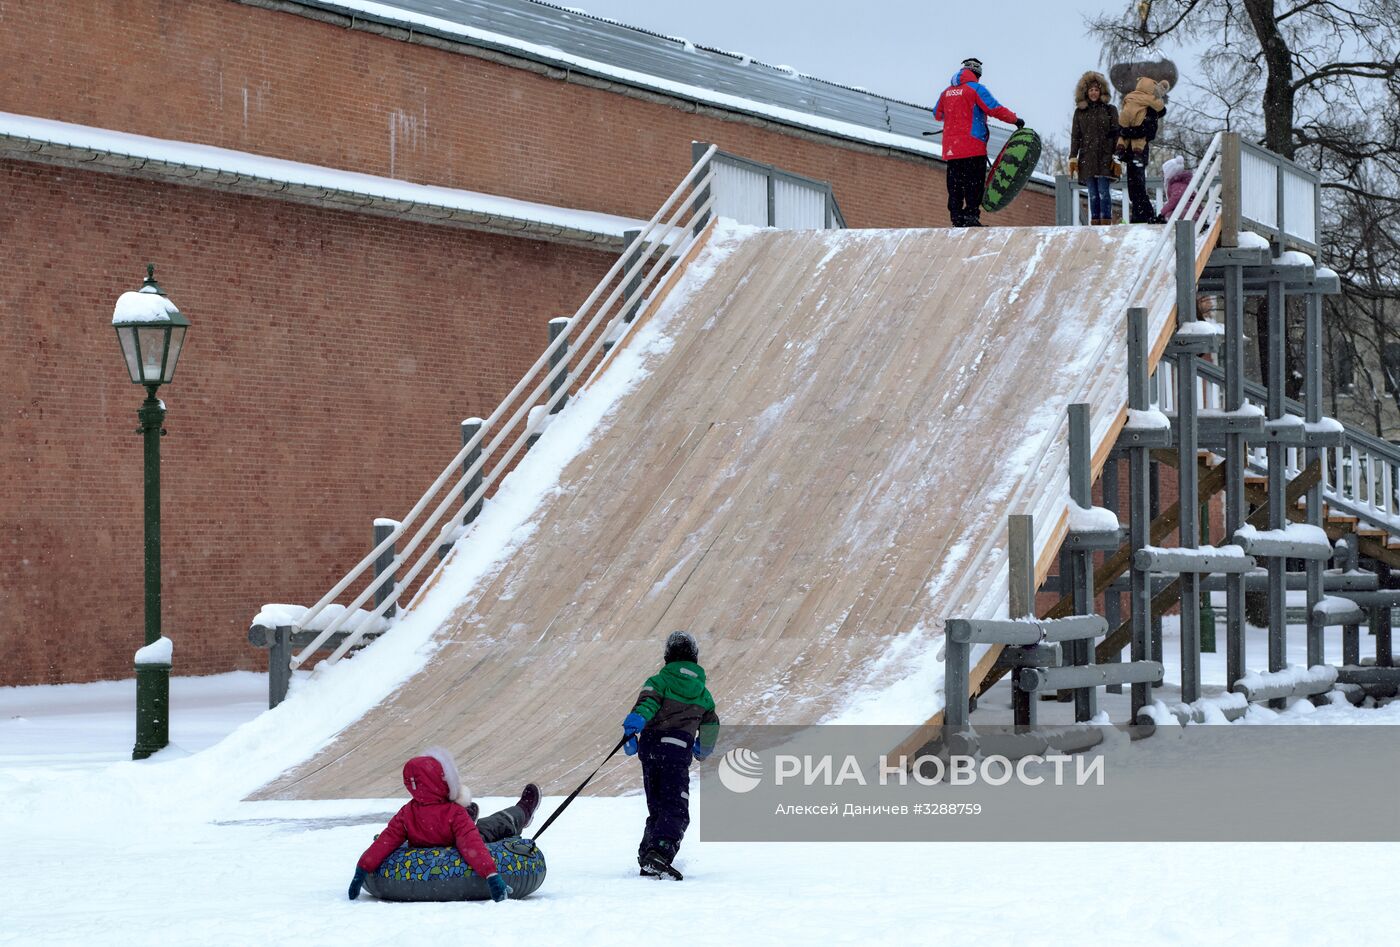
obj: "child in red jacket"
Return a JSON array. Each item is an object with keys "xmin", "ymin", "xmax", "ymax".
[{"xmin": 348, "ymin": 747, "xmax": 539, "ymax": 902}]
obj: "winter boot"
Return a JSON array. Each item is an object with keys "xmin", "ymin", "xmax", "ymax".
[
  {"xmin": 639, "ymin": 848, "xmax": 683, "ymax": 880},
  {"xmin": 516, "ymin": 783, "xmax": 540, "ymax": 829}
]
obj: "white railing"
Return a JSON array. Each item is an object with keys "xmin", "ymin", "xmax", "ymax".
[
  {"xmin": 1239, "ymin": 146, "xmax": 1279, "ymax": 230},
  {"xmin": 1055, "ymin": 176, "xmax": 1165, "ymax": 226},
  {"xmin": 1193, "ymin": 363, "xmax": 1400, "ymax": 533},
  {"xmin": 698, "ymin": 142, "xmax": 845, "ymax": 230},
  {"xmin": 712, "ymin": 159, "xmax": 769, "ymax": 227},
  {"xmin": 948, "ymin": 135, "xmax": 1227, "ymax": 621},
  {"xmin": 1238, "ymin": 139, "xmax": 1320, "ymax": 253},
  {"xmin": 288, "ymin": 147, "xmax": 720, "ymax": 669}
]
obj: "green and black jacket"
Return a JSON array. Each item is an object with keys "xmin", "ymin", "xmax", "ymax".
[{"xmin": 631, "ymin": 660, "xmax": 720, "ymax": 752}]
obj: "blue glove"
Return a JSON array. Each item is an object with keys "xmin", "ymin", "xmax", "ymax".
[
  {"xmin": 487, "ymin": 873, "xmax": 512, "ymax": 903},
  {"xmin": 622, "ymin": 712, "xmax": 647, "ymax": 737},
  {"xmin": 348, "ymin": 866, "xmax": 368, "ymax": 900},
  {"xmin": 623, "ymin": 734, "xmax": 639, "ymax": 756},
  {"xmin": 692, "ymin": 738, "xmax": 712, "ymax": 761}
]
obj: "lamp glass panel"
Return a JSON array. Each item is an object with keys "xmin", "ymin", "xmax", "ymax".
[
  {"xmin": 136, "ymin": 325, "xmax": 170, "ymax": 384},
  {"xmin": 161, "ymin": 325, "xmax": 187, "ymax": 384},
  {"xmin": 117, "ymin": 326, "xmax": 143, "ymax": 383}
]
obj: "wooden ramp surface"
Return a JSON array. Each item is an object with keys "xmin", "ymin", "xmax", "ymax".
[{"xmin": 257, "ymin": 224, "xmax": 1173, "ymax": 799}]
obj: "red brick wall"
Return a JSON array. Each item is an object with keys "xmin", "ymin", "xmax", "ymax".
[
  {"xmin": 0, "ymin": 0, "xmax": 1055, "ymax": 229},
  {"xmin": 0, "ymin": 160, "xmax": 613, "ymax": 684}
]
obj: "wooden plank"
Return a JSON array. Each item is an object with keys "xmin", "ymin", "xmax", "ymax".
[{"xmin": 255, "ymin": 223, "xmax": 1211, "ymax": 801}]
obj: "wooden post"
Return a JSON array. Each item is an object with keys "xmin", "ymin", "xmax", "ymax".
[
  {"xmin": 1009, "ymin": 513, "xmax": 1037, "ymax": 729},
  {"xmin": 1220, "ymin": 132, "xmax": 1241, "ymax": 248}
]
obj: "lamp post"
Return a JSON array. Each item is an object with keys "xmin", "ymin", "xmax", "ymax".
[{"xmin": 112, "ymin": 265, "xmax": 190, "ymax": 760}]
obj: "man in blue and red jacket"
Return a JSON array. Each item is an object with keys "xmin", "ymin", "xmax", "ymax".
[{"xmin": 933, "ymin": 58, "xmax": 1023, "ymax": 227}]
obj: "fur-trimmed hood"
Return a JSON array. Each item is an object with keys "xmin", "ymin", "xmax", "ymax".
[
  {"xmin": 402, "ymin": 747, "xmax": 472, "ymax": 807},
  {"xmin": 1075, "ymin": 71, "xmax": 1112, "ymax": 109}
]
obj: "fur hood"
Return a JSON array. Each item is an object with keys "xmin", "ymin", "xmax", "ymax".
[
  {"xmin": 412, "ymin": 746, "xmax": 471, "ymax": 807},
  {"xmin": 1075, "ymin": 71, "xmax": 1112, "ymax": 109}
]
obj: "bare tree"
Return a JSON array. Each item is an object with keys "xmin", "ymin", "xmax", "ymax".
[{"xmin": 1088, "ymin": 0, "xmax": 1400, "ymax": 431}]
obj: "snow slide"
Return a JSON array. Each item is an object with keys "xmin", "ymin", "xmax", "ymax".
[{"xmin": 255, "ymin": 221, "xmax": 1185, "ymax": 799}]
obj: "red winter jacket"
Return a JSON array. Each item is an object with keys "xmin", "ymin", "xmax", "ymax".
[
  {"xmin": 356, "ymin": 755, "xmax": 499, "ymax": 878},
  {"xmin": 934, "ymin": 68, "xmax": 1020, "ymax": 160}
]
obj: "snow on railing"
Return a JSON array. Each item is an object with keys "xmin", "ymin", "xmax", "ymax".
[
  {"xmin": 950, "ymin": 136, "xmax": 1227, "ymax": 622},
  {"xmin": 289, "ymin": 147, "xmax": 720, "ymax": 669}
]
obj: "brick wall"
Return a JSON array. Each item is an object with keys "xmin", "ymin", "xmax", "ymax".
[
  {"xmin": 0, "ymin": 160, "xmax": 613, "ymax": 684},
  {"xmin": 0, "ymin": 0, "xmax": 1055, "ymax": 229}
]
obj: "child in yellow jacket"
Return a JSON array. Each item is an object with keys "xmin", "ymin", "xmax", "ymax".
[{"xmin": 1117, "ymin": 77, "xmax": 1170, "ymax": 222}]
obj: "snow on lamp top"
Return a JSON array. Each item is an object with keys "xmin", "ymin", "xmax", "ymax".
[{"xmin": 112, "ymin": 287, "xmax": 181, "ymax": 324}]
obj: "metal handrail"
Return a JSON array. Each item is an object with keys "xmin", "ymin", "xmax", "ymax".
[
  {"xmin": 1194, "ymin": 360, "xmax": 1400, "ymax": 532},
  {"xmin": 290, "ymin": 146, "xmax": 720, "ymax": 668},
  {"xmin": 323, "ymin": 188, "xmax": 716, "ymax": 663},
  {"xmin": 944, "ymin": 133, "xmax": 1226, "ymax": 623}
]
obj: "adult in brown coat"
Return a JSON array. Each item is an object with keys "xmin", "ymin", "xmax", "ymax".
[{"xmin": 1069, "ymin": 71, "xmax": 1119, "ymax": 224}]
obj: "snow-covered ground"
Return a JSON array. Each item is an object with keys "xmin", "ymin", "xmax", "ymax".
[{"xmin": 3, "ymin": 660, "xmax": 1399, "ymax": 946}]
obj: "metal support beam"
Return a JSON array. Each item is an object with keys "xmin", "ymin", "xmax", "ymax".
[
  {"xmin": 1377, "ymin": 563, "xmax": 1394, "ymax": 668},
  {"xmin": 622, "ymin": 228, "xmax": 644, "ymax": 325},
  {"xmin": 1174, "ymin": 222, "xmax": 1202, "ymax": 703},
  {"xmin": 1008, "ymin": 513, "xmax": 1037, "ymax": 728},
  {"xmin": 373, "ymin": 520, "xmax": 398, "ymax": 618},
  {"xmin": 1102, "ymin": 457, "xmax": 1123, "ymax": 693},
  {"xmin": 1067, "ymin": 403, "xmax": 1097, "ymax": 720},
  {"xmin": 1020, "ymin": 662, "xmax": 1163, "ymax": 693},
  {"xmin": 1127, "ymin": 308, "xmax": 1153, "ymax": 719},
  {"xmin": 1223, "ymin": 263, "xmax": 1247, "ymax": 688},
  {"xmin": 1266, "ymin": 276, "xmax": 1288, "ymax": 684},
  {"xmin": 1304, "ymin": 292, "xmax": 1325, "ymax": 667}
]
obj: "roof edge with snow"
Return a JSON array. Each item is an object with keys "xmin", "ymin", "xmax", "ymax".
[
  {"xmin": 235, "ymin": 0, "xmax": 1035, "ymax": 177},
  {"xmin": 0, "ymin": 112, "xmax": 639, "ymax": 251}
]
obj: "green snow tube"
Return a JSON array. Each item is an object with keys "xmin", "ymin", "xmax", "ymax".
[{"xmin": 982, "ymin": 128, "xmax": 1043, "ymax": 213}]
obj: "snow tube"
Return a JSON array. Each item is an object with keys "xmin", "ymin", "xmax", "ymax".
[
  {"xmin": 363, "ymin": 838, "xmax": 546, "ymax": 901},
  {"xmin": 982, "ymin": 127, "xmax": 1043, "ymax": 213}
]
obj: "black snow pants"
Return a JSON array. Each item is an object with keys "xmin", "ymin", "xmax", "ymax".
[
  {"xmin": 1125, "ymin": 149, "xmax": 1158, "ymax": 223},
  {"xmin": 475, "ymin": 804, "xmax": 527, "ymax": 843},
  {"xmin": 637, "ymin": 729, "xmax": 694, "ymax": 864},
  {"xmin": 946, "ymin": 155, "xmax": 988, "ymax": 227}
]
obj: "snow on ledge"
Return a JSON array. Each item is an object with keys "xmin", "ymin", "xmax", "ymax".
[
  {"xmin": 1235, "ymin": 523, "xmax": 1331, "ymax": 547},
  {"xmin": 1069, "ymin": 503, "xmax": 1119, "ymax": 533},
  {"xmin": 134, "ymin": 636, "xmax": 173, "ymax": 665},
  {"xmin": 1125, "ymin": 408, "xmax": 1169, "ymax": 431},
  {"xmin": 1236, "ymin": 231, "xmax": 1270, "ymax": 249},
  {"xmin": 0, "ymin": 111, "xmax": 643, "ymax": 239},
  {"xmin": 1277, "ymin": 249, "xmax": 1315, "ymax": 267},
  {"xmin": 1177, "ymin": 319, "xmax": 1224, "ymax": 336}
]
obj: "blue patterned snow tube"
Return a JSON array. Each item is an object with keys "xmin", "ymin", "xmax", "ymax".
[{"xmin": 363, "ymin": 838, "xmax": 546, "ymax": 901}]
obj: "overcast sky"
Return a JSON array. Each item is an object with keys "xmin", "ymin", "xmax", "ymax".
[{"xmin": 570, "ymin": 0, "xmax": 1192, "ymax": 148}]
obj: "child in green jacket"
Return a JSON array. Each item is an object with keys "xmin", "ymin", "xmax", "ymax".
[{"xmin": 621, "ymin": 630, "xmax": 720, "ymax": 879}]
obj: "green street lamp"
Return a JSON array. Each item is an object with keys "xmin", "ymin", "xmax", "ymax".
[{"xmin": 112, "ymin": 265, "xmax": 190, "ymax": 760}]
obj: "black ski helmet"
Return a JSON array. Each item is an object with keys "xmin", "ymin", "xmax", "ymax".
[
  {"xmin": 664, "ymin": 630, "xmax": 699, "ymax": 664},
  {"xmin": 961, "ymin": 57, "xmax": 983, "ymax": 78}
]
